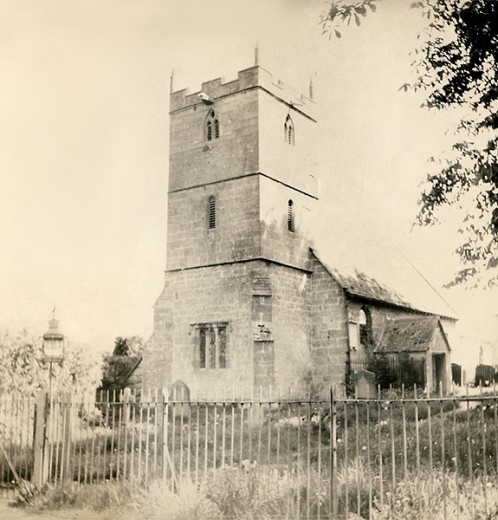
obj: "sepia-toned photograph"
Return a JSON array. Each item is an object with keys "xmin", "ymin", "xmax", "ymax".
[{"xmin": 1, "ymin": 0, "xmax": 497, "ymax": 518}]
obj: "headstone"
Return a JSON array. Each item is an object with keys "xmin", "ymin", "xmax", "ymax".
[
  {"xmin": 354, "ymin": 369, "xmax": 376, "ymax": 399},
  {"xmin": 168, "ymin": 380, "xmax": 190, "ymax": 418}
]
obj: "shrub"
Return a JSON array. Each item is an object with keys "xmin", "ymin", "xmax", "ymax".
[
  {"xmin": 132, "ymin": 479, "xmax": 220, "ymax": 520},
  {"xmin": 372, "ymin": 470, "xmax": 498, "ymax": 520}
]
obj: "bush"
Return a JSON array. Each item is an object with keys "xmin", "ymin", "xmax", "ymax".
[
  {"xmin": 10, "ymin": 480, "xmax": 139, "ymax": 514},
  {"xmin": 372, "ymin": 470, "xmax": 498, "ymax": 520}
]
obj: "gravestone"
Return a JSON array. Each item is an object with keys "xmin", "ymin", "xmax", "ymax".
[
  {"xmin": 354, "ymin": 369, "xmax": 376, "ymax": 399},
  {"xmin": 168, "ymin": 380, "xmax": 190, "ymax": 418}
]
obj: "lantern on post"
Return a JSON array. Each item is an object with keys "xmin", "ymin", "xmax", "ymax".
[{"xmin": 42, "ymin": 314, "xmax": 65, "ymax": 399}]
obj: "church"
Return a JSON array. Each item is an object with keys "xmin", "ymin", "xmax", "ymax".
[{"xmin": 141, "ymin": 62, "xmax": 456, "ymax": 399}]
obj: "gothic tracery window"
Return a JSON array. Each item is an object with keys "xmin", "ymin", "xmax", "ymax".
[
  {"xmin": 196, "ymin": 323, "xmax": 228, "ymax": 370},
  {"xmin": 284, "ymin": 115, "xmax": 295, "ymax": 145},
  {"xmin": 206, "ymin": 110, "xmax": 220, "ymax": 141}
]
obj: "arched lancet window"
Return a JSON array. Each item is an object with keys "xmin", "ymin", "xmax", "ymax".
[
  {"xmin": 208, "ymin": 196, "xmax": 216, "ymax": 229},
  {"xmin": 206, "ymin": 110, "xmax": 220, "ymax": 141},
  {"xmin": 287, "ymin": 199, "xmax": 294, "ymax": 232},
  {"xmin": 284, "ymin": 115, "xmax": 295, "ymax": 145},
  {"xmin": 359, "ymin": 307, "xmax": 372, "ymax": 345}
]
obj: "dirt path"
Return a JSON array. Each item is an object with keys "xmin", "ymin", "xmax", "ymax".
[
  {"xmin": 0, "ymin": 499, "xmax": 57, "ymax": 520},
  {"xmin": 0, "ymin": 499, "xmax": 107, "ymax": 520}
]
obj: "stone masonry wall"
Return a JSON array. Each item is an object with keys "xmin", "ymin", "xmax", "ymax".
[
  {"xmin": 309, "ymin": 253, "xmax": 349, "ymax": 397},
  {"xmin": 169, "ymin": 88, "xmax": 259, "ymax": 192},
  {"xmin": 166, "ymin": 175, "xmax": 260, "ymax": 270},
  {"xmin": 143, "ymin": 262, "xmax": 253, "ymax": 397},
  {"xmin": 143, "ymin": 259, "xmax": 315, "ymax": 398},
  {"xmin": 266, "ymin": 263, "xmax": 312, "ymax": 397},
  {"xmin": 259, "ymin": 176, "xmax": 316, "ymax": 272}
]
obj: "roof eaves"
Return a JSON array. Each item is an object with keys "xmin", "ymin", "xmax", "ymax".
[{"xmin": 437, "ymin": 319, "xmax": 452, "ymax": 352}]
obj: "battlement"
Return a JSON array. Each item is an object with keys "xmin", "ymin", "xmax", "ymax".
[{"xmin": 170, "ymin": 65, "xmax": 316, "ymax": 119}]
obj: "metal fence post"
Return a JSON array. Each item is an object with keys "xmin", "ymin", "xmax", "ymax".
[
  {"xmin": 32, "ymin": 390, "xmax": 49, "ymax": 487},
  {"xmin": 158, "ymin": 388, "xmax": 165, "ymax": 479},
  {"xmin": 330, "ymin": 385, "xmax": 338, "ymax": 519},
  {"xmin": 61, "ymin": 393, "xmax": 72, "ymax": 483}
]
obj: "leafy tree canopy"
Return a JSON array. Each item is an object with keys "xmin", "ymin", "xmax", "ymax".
[
  {"xmin": 112, "ymin": 335, "xmax": 144, "ymax": 357},
  {"xmin": 101, "ymin": 336, "xmax": 144, "ymax": 390},
  {"xmin": 323, "ymin": 0, "xmax": 498, "ymax": 287},
  {"xmin": 0, "ymin": 329, "xmax": 103, "ymax": 397}
]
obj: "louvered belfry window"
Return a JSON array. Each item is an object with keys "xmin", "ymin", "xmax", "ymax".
[
  {"xmin": 208, "ymin": 196, "xmax": 216, "ymax": 229},
  {"xmin": 287, "ymin": 199, "xmax": 294, "ymax": 232}
]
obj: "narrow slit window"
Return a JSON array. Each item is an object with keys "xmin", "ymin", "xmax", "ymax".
[
  {"xmin": 208, "ymin": 196, "xmax": 216, "ymax": 229},
  {"xmin": 287, "ymin": 199, "xmax": 294, "ymax": 232},
  {"xmin": 214, "ymin": 119, "xmax": 220, "ymax": 139}
]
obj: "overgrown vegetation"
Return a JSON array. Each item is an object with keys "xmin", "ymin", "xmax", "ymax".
[
  {"xmin": 10, "ymin": 465, "xmax": 498, "ymax": 519},
  {"xmin": 100, "ymin": 336, "xmax": 144, "ymax": 391},
  {"xmin": 368, "ymin": 353, "xmax": 426, "ymax": 389},
  {"xmin": 0, "ymin": 329, "xmax": 102, "ymax": 397}
]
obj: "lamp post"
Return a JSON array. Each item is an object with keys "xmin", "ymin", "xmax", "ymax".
[{"xmin": 42, "ymin": 315, "xmax": 65, "ymax": 400}]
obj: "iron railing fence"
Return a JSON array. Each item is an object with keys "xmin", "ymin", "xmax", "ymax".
[
  {"xmin": 2, "ymin": 386, "xmax": 498, "ymax": 519},
  {"xmin": 0, "ymin": 393, "xmax": 35, "ymax": 496}
]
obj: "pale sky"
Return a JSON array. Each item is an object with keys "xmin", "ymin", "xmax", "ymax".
[{"xmin": 1, "ymin": 0, "xmax": 496, "ymax": 372}]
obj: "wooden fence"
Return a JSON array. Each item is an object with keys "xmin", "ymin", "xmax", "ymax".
[{"xmin": 2, "ymin": 386, "xmax": 498, "ymax": 518}]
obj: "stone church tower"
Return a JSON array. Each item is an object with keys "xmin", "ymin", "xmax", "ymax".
[
  {"xmin": 141, "ymin": 63, "xmax": 456, "ymax": 398},
  {"xmin": 142, "ymin": 64, "xmax": 321, "ymax": 397}
]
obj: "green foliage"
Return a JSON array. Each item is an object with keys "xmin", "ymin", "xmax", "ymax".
[
  {"xmin": 373, "ymin": 470, "xmax": 498, "ymax": 519},
  {"xmin": 112, "ymin": 336, "xmax": 144, "ymax": 357},
  {"xmin": 0, "ymin": 330, "xmax": 102, "ymax": 397},
  {"xmin": 100, "ymin": 336, "xmax": 144, "ymax": 390},
  {"xmin": 369, "ymin": 353, "xmax": 425, "ymax": 389},
  {"xmin": 10, "ymin": 479, "xmax": 38, "ymax": 508},
  {"xmin": 409, "ymin": 0, "xmax": 498, "ymax": 287},
  {"xmin": 322, "ymin": 0, "xmax": 498, "ymax": 286},
  {"xmin": 100, "ymin": 356, "xmax": 140, "ymax": 390},
  {"xmin": 11, "ymin": 480, "xmax": 141, "ymax": 516},
  {"xmin": 10, "ymin": 469, "xmax": 498, "ymax": 519},
  {"xmin": 321, "ymin": 0, "xmax": 378, "ymax": 39},
  {"xmin": 0, "ymin": 330, "xmax": 45, "ymax": 396}
]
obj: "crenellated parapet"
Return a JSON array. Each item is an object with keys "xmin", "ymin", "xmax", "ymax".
[{"xmin": 170, "ymin": 65, "xmax": 316, "ymax": 119}]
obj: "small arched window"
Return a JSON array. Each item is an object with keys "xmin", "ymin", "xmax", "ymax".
[
  {"xmin": 208, "ymin": 196, "xmax": 216, "ymax": 229},
  {"xmin": 359, "ymin": 307, "xmax": 372, "ymax": 345},
  {"xmin": 287, "ymin": 199, "xmax": 294, "ymax": 232},
  {"xmin": 206, "ymin": 110, "xmax": 220, "ymax": 141},
  {"xmin": 284, "ymin": 115, "xmax": 295, "ymax": 145}
]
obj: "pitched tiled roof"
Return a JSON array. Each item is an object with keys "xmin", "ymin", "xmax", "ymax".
[
  {"xmin": 311, "ymin": 244, "xmax": 457, "ymax": 320},
  {"xmin": 329, "ymin": 266, "xmax": 410, "ymax": 309},
  {"xmin": 375, "ymin": 317, "xmax": 442, "ymax": 353}
]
